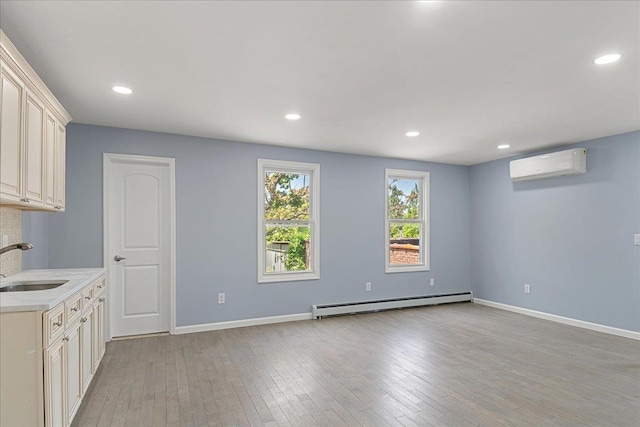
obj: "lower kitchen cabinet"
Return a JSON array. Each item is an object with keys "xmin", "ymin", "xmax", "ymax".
[
  {"xmin": 0, "ymin": 275, "xmax": 106, "ymax": 427},
  {"xmin": 93, "ymin": 294, "xmax": 106, "ymax": 370},
  {"xmin": 65, "ymin": 320, "xmax": 82, "ymax": 424},
  {"xmin": 43, "ymin": 337, "xmax": 65, "ymax": 427},
  {"xmin": 81, "ymin": 307, "xmax": 94, "ymax": 394}
]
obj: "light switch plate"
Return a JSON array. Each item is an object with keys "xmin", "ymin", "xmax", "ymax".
[
  {"xmin": 1, "ymin": 234, "xmax": 7, "ymax": 247},
  {"xmin": 635, "ymin": 234, "xmax": 640, "ymax": 246}
]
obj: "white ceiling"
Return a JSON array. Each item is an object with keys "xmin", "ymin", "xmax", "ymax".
[{"xmin": 1, "ymin": 1, "xmax": 638, "ymax": 165}]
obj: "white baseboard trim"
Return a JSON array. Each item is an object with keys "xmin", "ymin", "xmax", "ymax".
[
  {"xmin": 173, "ymin": 312, "xmax": 312, "ymax": 335},
  {"xmin": 474, "ymin": 298, "xmax": 640, "ymax": 341}
]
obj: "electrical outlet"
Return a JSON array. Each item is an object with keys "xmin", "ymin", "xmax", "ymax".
[
  {"xmin": 634, "ymin": 234, "xmax": 640, "ymax": 246},
  {"xmin": 430, "ymin": 278, "xmax": 435, "ymax": 286},
  {"xmin": 524, "ymin": 284, "xmax": 530, "ymax": 294},
  {"xmin": 365, "ymin": 282, "xmax": 372, "ymax": 292},
  {"xmin": 1, "ymin": 234, "xmax": 8, "ymax": 247},
  {"xmin": 218, "ymin": 293, "xmax": 225, "ymax": 304}
]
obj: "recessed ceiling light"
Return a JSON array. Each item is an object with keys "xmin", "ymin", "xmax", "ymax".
[
  {"xmin": 405, "ymin": 131, "xmax": 420, "ymax": 137},
  {"xmin": 285, "ymin": 113, "xmax": 301, "ymax": 120},
  {"xmin": 497, "ymin": 144, "xmax": 510, "ymax": 149},
  {"xmin": 594, "ymin": 53, "xmax": 621, "ymax": 65},
  {"xmin": 112, "ymin": 86, "xmax": 133, "ymax": 94}
]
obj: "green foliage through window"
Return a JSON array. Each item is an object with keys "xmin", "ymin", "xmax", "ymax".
[
  {"xmin": 388, "ymin": 178, "xmax": 420, "ymax": 238},
  {"xmin": 264, "ymin": 173, "xmax": 311, "ymax": 272},
  {"xmin": 389, "ymin": 223, "xmax": 420, "ymax": 239}
]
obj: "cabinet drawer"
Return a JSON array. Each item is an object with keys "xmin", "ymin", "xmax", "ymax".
[
  {"xmin": 43, "ymin": 303, "xmax": 65, "ymax": 347},
  {"xmin": 82, "ymin": 285, "xmax": 94, "ymax": 306},
  {"xmin": 93, "ymin": 278, "xmax": 106, "ymax": 295},
  {"xmin": 65, "ymin": 291, "xmax": 82, "ymax": 325}
]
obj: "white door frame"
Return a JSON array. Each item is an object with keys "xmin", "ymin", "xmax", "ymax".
[{"xmin": 103, "ymin": 153, "xmax": 176, "ymax": 339}]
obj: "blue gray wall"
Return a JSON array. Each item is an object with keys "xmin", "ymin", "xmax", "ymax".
[
  {"xmin": 470, "ymin": 131, "xmax": 640, "ymax": 332},
  {"xmin": 23, "ymin": 124, "xmax": 639, "ymax": 332},
  {"xmin": 44, "ymin": 124, "xmax": 471, "ymax": 327},
  {"xmin": 21, "ymin": 211, "xmax": 48, "ymax": 270}
]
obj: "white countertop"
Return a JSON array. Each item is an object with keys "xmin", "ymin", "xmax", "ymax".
[{"xmin": 0, "ymin": 268, "xmax": 105, "ymax": 313}]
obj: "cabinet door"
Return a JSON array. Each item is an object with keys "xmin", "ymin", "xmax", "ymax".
[
  {"xmin": 44, "ymin": 337, "xmax": 66, "ymax": 427},
  {"xmin": 0, "ymin": 64, "xmax": 24, "ymax": 202},
  {"xmin": 24, "ymin": 90, "xmax": 45, "ymax": 205},
  {"xmin": 81, "ymin": 308, "xmax": 94, "ymax": 394},
  {"xmin": 54, "ymin": 124, "xmax": 65, "ymax": 210},
  {"xmin": 44, "ymin": 111, "xmax": 56, "ymax": 209},
  {"xmin": 65, "ymin": 321, "xmax": 82, "ymax": 424},
  {"xmin": 93, "ymin": 296, "xmax": 106, "ymax": 370}
]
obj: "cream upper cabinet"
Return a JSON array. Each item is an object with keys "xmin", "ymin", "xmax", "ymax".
[
  {"xmin": 0, "ymin": 62, "xmax": 24, "ymax": 202},
  {"xmin": 24, "ymin": 89, "xmax": 46, "ymax": 206},
  {"xmin": 54, "ymin": 124, "xmax": 66, "ymax": 210},
  {"xmin": 45, "ymin": 111, "xmax": 57, "ymax": 209},
  {"xmin": 0, "ymin": 30, "xmax": 71, "ymax": 211},
  {"xmin": 44, "ymin": 110, "xmax": 65, "ymax": 211}
]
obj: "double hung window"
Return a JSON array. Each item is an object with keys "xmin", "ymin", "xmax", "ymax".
[
  {"xmin": 385, "ymin": 169, "xmax": 430, "ymax": 273},
  {"xmin": 258, "ymin": 159, "xmax": 320, "ymax": 283}
]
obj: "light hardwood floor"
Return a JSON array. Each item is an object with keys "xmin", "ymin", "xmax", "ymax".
[{"xmin": 72, "ymin": 303, "xmax": 640, "ymax": 426}]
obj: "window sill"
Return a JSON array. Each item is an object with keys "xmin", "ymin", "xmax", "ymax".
[
  {"xmin": 385, "ymin": 265, "xmax": 430, "ymax": 274},
  {"xmin": 258, "ymin": 271, "xmax": 320, "ymax": 283}
]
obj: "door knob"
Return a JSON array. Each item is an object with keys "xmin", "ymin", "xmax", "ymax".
[{"xmin": 113, "ymin": 255, "xmax": 126, "ymax": 262}]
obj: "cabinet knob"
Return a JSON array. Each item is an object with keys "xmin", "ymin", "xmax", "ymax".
[
  {"xmin": 63, "ymin": 337, "xmax": 69, "ymax": 342},
  {"xmin": 113, "ymin": 255, "xmax": 126, "ymax": 262},
  {"xmin": 53, "ymin": 321, "xmax": 62, "ymax": 327},
  {"xmin": 85, "ymin": 296, "xmax": 91, "ymax": 300},
  {"xmin": 99, "ymin": 297, "xmax": 105, "ymax": 302},
  {"xmin": 54, "ymin": 206, "xmax": 62, "ymax": 210},
  {"xmin": 81, "ymin": 317, "xmax": 88, "ymax": 323},
  {"xmin": 20, "ymin": 198, "xmax": 30, "ymax": 203}
]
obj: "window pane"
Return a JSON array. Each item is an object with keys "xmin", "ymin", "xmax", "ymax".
[
  {"xmin": 388, "ymin": 178, "xmax": 420, "ymax": 219},
  {"xmin": 389, "ymin": 222, "xmax": 421, "ymax": 265},
  {"xmin": 265, "ymin": 225, "xmax": 311, "ymax": 273},
  {"xmin": 264, "ymin": 172, "xmax": 310, "ymax": 220}
]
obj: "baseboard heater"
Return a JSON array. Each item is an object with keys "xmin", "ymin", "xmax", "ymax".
[{"xmin": 311, "ymin": 291, "xmax": 473, "ymax": 319}]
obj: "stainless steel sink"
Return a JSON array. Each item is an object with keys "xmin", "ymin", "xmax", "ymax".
[{"xmin": 0, "ymin": 280, "xmax": 69, "ymax": 292}]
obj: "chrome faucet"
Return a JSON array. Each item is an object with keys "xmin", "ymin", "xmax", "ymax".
[{"xmin": 0, "ymin": 242, "xmax": 34, "ymax": 255}]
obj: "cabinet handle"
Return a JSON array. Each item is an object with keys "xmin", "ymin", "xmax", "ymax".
[
  {"xmin": 53, "ymin": 321, "xmax": 62, "ymax": 327},
  {"xmin": 81, "ymin": 317, "xmax": 88, "ymax": 323},
  {"xmin": 99, "ymin": 297, "xmax": 105, "ymax": 302},
  {"xmin": 113, "ymin": 255, "xmax": 126, "ymax": 262},
  {"xmin": 20, "ymin": 198, "xmax": 30, "ymax": 203},
  {"xmin": 70, "ymin": 307, "xmax": 78, "ymax": 312}
]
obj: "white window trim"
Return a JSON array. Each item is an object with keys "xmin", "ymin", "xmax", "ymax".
[
  {"xmin": 258, "ymin": 159, "xmax": 320, "ymax": 283},
  {"xmin": 385, "ymin": 168, "xmax": 430, "ymax": 273}
]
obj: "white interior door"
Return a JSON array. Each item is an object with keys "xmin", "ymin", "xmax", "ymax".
[{"xmin": 105, "ymin": 154, "xmax": 174, "ymax": 337}]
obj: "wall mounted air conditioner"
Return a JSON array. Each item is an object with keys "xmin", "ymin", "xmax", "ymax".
[{"xmin": 509, "ymin": 148, "xmax": 586, "ymax": 181}]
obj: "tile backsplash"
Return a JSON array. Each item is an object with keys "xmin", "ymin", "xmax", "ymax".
[{"xmin": 0, "ymin": 207, "xmax": 22, "ymax": 277}]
